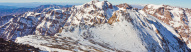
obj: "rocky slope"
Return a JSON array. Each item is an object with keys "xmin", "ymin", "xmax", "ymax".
[
  {"xmin": 0, "ymin": 38, "xmax": 40, "ymax": 52},
  {"xmin": 142, "ymin": 4, "xmax": 191, "ymax": 48},
  {"xmin": 0, "ymin": 0, "xmax": 191, "ymax": 52}
]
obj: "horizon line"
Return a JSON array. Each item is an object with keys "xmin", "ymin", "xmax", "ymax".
[{"xmin": 0, "ymin": 2, "xmax": 190, "ymax": 9}]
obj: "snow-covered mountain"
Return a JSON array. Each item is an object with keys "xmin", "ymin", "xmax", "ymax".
[
  {"xmin": 143, "ymin": 4, "xmax": 191, "ymax": 48},
  {"xmin": 0, "ymin": 0, "xmax": 191, "ymax": 52},
  {"xmin": 130, "ymin": 4, "xmax": 145, "ymax": 9}
]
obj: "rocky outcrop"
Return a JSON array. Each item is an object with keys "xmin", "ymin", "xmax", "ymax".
[
  {"xmin": 108, "ymin": 13, "xmax": 117, "ymax": 24},
  {"xmin": 116, "ymin": 3, "xmax": 132, "ymax": 9},
  {"xmin": 0, "ymin": 15, "xmax": 15, "ymax": 26},
  {"xmin": 0, "ymin": 38, "xmax": 40, "ymax": 52},
  {"xmin": 63, "ymin": 0, "xmax": 115, "ymax": 27},
  {"xmin": 142, "ymin": 4, "xmax": 191, "ymax": 47}
]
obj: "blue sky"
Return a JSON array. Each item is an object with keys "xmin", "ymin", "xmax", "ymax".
[{"xmin": 0, "ymin": 0, "xmax": 190, "ymax": 8}]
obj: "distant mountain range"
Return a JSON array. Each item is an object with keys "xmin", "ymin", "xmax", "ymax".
[
  {"xmin": 0, "ymin": 5, "xmax": 18, "ymax": 9},
  {"xmin": 0, "ymin": 2, "xmax": 81, "ymax": 8},
  {"xmin": 0, "ymin": 5, "xmax": 73, "ymax": 16}
]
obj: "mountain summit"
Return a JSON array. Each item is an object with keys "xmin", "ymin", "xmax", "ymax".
[{"xmin": 93, "ymin": 0, "xmax": 99, "ymax": 2}]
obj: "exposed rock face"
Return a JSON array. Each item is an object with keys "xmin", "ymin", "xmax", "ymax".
[
  {"xmin": 0, "ymin": 8, "xmax": 70, "ymax": 40},
  {"xmin": 64, "ymin": 0, "xmax": 115, "ymax": 26},
  {"xmin": 108, "ymin": 13, "xmax": 117, "ymax": 24},
  {"xmin": 0, "ymin": 15, "xmax": 15, "ymax": 26},
  {"xmin": 35, "ymin": 9, "xmax": 70, "ymax": 36},
  {"xmin": 142, "ymin": 4, "xmax": 191, "ymax": 47},
  {"xmin": 116, "ymin": 3, "xmax": 132, "ymax": 9},
  {"xmin": 0, "ymin": 38, "xmax": 40, "ymax": 52}
]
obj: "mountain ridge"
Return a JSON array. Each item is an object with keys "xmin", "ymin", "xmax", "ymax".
[
  {"xmin": 0, "ymin": 0, "xmax": 191, "ymax": 52},
  {"xmin": 0, "ymin": 4, "xmax": 72, "ymax": 17},
  {"xmin": 142, "ymin": 4, "xmax": 191, "ymax": 48}
]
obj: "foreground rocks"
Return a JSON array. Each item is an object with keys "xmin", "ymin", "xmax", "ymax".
[{"xmin": 0, "ymin": 38, "xmax": 40, "ymax": 52}]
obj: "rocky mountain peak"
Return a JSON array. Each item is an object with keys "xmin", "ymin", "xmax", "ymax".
[
  {"xmin": 92, "ymin": 0, "xmax": 99, "ymax": 2},
  {"xmin": 116, "ymin": 3, "xmax": 132, "ymax": 9},
  {"xmin": 86, "ymin": 0, "xmax": 113, "ymax": 9}
]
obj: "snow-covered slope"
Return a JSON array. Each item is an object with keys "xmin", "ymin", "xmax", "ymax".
[
  {"xmin": 143, "ymin": 4, "xmax": 191, "ymax": 48},
  {"xmin": 0, "ymin": 0, "xmax": 191, "ymax": 52},
  {"xmin": 130, "ymin": 4, "xmax": 145, "ymax": 9}
]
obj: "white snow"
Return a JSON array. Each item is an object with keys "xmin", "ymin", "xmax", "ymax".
[
  {"xmin": 188, "ymin": 42, "xmax": 191, "ymax": 49},
  {"xmin": 139, "ymin": 10, "xmax": 148, "ymax": 17},
  {"xmin": 54, "ymin": 9, "xmax": 63, "ymax": 13},
  {"xmin": 147, "ymin": 4, "xmax": 163, "ymax": 9},
  {"xmin": 89, "ymin": 21, "xmax": 147, "ymax": 52},
  {"xmin": 95, "ymin": 1, "xmax": 104, "ymax": 9},
  {"xmin": 15, "ymin": 35, "xmax": 73, "ymax": 52},
  {"xmin": 46, "ymin": 22, "xmax": 52, "ymax": 28}
]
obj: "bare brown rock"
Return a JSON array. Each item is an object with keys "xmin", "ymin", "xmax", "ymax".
[
  {"xmin": 108, "ymin": 3, "xmax": 113, "ymax": 9},
  {"xmin": 84, "ymin": 4, "xmax": 90, "ymax": 8},
  {"xmin": 93, "ymin": 5, "xmax": 97, "ymax": 9},
  {"xmin": 143, "ymin": 4, "xmax": 191, "ymax": 46},
  {"xmin": 108, "ymin": 13, "xmax": 117, "ymax": 24},
  {"xmin": 116, "ymin": 3, "xmax": 132, "ymax": 9}
]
